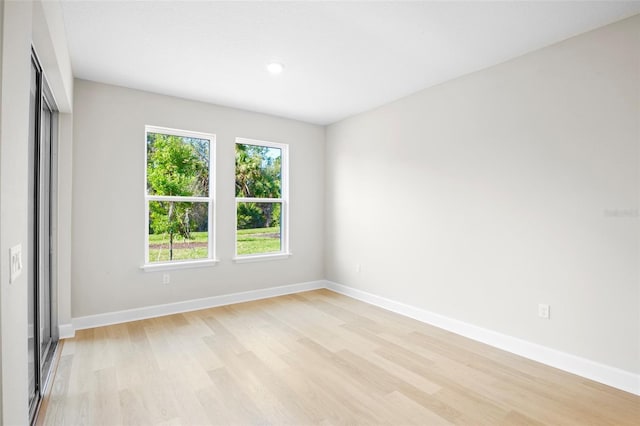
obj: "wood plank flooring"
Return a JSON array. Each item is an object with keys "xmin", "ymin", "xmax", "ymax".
[{"xmin": 39, "ymin": 289, "xmax": 639, "ymax": 425}]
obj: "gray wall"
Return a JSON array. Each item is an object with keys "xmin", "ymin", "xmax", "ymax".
[
  {"xmin": 72, "ymin": 80, "xmax": 325, "ymax": 318},
  {"xmin": 0, "ymin": 2, "xmax": 31, "ymax": 420},
  {"xmin": 325, "ymin": 15, "xmax": 639, "ymax": 374}
]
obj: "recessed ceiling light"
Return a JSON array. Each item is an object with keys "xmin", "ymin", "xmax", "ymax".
[{"xmin": 266, "ymin": 62, "xmax": 284, "ymax": 74}]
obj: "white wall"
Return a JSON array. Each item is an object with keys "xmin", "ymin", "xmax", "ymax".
[
  {"xmin": 71, "ymin": 80, "xmax": 324, "ymax": 318},
  {"xmin": 326, "ymin": 15, "xmax": 639, "ymax": 375},
  {"xmin": 56, "ymin": 112, "xmax": 73, "ymax": 332},
  {"xmin": 0, "ymin": 0, "xmax": 72, "ymax": 423},
  {"xmin": 0, "ymin": 1, "xmax": 6, "ymax": 421},
  {"xmin": 0, "ymin": 2, "xmax": 34, "ymax": 423}
]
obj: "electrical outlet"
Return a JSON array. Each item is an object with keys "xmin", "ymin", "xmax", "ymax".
[
  {"xmin": 162, "ymin": 273, "xmax": 170, "ymax": 284},
  {"xmin": 10, "ymin": 245, "xmax": 23, "ymax": 284},
  {"xmin": 538, "ymin": 304, "xmax": 550, "ymax": 319},
  {"xmin": 355, "ymin": 263, "xmax": 361, "ymax": 273}
]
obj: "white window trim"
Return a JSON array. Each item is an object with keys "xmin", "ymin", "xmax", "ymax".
[
  {"xmin": 143, "ymin": 125, "xmax": 217, "ymax": 270},
  {"xmin": 232, "ymin": 253, "xmax": 292, "ymax": 263},
  {"xmin": 141, "ymin": 259, "xmax": 219, "ymax": 272},
  {"xmin": 234, "ymin": 137, "xmax": 290, "ymax": 261}
]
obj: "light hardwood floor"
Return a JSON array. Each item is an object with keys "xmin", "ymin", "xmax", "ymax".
[{"xmin": 40, "ymin": 289, "xmax": 639, "ymax": 425}]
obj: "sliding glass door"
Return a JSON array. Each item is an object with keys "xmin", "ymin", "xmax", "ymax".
[{"xmin": 28, "ymin": 50, "xmax": 58, "ymax": 423}]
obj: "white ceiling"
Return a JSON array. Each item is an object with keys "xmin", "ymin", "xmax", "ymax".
[{"xmin": 60, "ymin": 1, "xmax": 640, "ymax": 125}]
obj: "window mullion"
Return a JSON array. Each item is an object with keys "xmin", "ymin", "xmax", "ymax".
[
  {"xmin": 147, "ymin": 195, "xmax": 211, "ymax": 202},
  {"xmin": 235, "ymin": 197, "xmax": 283, "ymax": 203}
]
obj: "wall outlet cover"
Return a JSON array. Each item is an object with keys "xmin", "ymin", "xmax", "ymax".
[{"xmin": 538, "ymin": 303, "xmax": 550, "ymax": 319}]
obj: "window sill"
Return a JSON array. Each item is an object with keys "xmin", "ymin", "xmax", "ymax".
[
  {"xmin": 232, "ymin": 253, "xmax": 292, "ymax": 264},
  {"xmin": 141, "ymin": 259, "xmax": 220, "ymax": 272}
]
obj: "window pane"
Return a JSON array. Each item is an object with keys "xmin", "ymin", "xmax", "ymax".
[
  {"xmin": 235, "ymin": 143, "xmax": 281, "ymax": 198},
  {"xmin": 147, "ymin": 132, "xmax": 210, "ymax": 197},
  {"xmin": 237, "ymin": 202, "xmax": 281, "ymax": 255},
  {"xmin": 148, "ymin": 201, "xmax": 209, "ymax": 262}
]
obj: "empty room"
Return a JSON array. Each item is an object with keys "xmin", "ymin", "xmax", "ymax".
[{"xmin": 0, "ymin": 0, "xmax": 639, "ymax": 424}]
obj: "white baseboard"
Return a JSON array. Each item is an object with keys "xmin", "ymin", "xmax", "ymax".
[
  {"xmin": 58, "ymin": 323, "xmax": 75, "ymax": 339},
  {"xmin": 60, "ymin": 278, "xmax": 639, "ymax": 395},
  {"xmin": 70, "ymin": 280, "xmax": 325, "ymax": 332},
  {"xmin": 325, "ymin": 281, "xmax": 640, "ymax": 396}
]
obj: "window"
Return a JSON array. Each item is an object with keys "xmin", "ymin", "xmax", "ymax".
[
  {"xmin": 235, "ymin": 138, "xmax": 289, "ymax": 260},
  {"xmin": 144, "ymin": 126, "xmax": 215, "ymax": 268}
]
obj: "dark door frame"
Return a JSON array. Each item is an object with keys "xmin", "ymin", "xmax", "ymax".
[{"xmin": 28, "ymin": 47, "xmax": 59, "ymax": 425}]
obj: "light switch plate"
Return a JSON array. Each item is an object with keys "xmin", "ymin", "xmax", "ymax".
[
  {"xmin": 10, "ymin": 244, "xmax": 23, "ymax": 284},
  {"xmin": 538, "ymin": 303, "xmax": 550, "ymax": 319}
]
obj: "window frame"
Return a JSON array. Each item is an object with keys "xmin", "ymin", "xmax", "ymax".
[
  {"xmin": 142, "ymin": 125, "xmax": 217, "ymax": 271},
  {"xmin": 234, "ymin": 137, "xmax": 290, "ymax": 262}
]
